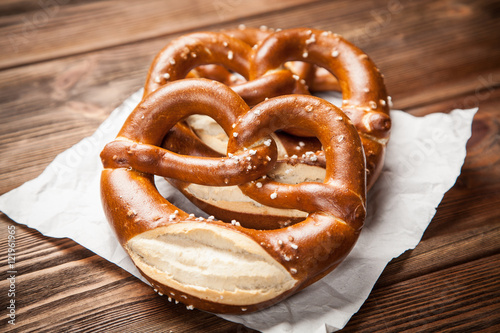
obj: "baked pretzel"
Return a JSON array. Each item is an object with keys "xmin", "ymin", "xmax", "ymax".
[
  {"xmin": 143, "ymin": 30, "xmax": 321, "ymax": 229},
  {"xmin": 100, "ymin": 78, "xmax": 366, "ymax": 313},
  {"xmin": 253, "ymin": 27, "xmax": 390, "ymax": 174},
  {"xmin": 158, "ymin": 28, "xmax": 390, "ymax": 229}
]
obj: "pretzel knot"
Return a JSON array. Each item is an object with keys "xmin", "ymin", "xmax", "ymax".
[
  {"xmin": 100, "ymin": 78, "xmax": 366, "ymax": 313},
  {"xmin": 145, "ymin": 28, "xmax": 390, "ymax": 229}
]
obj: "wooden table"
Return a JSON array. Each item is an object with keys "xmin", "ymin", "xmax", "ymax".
[{"xmin": 1, "ymin": 0, "xmax": 499, "ymax": 331}]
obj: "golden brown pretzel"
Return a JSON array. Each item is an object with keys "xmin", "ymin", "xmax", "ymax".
[
  {"xmin": 164, "ymin": 28, "xmax": 390, "ymax": 229},
  {"xmin": 100, "ymin": 79, "xmax": 366, "ymax": 313},
  {"xmin": 154, "ymin": 28, "xmax": 389, "ymax": 184},
  {"xmin": 251, "ymin": 28, "xmax": 391, "ymax": 185}
]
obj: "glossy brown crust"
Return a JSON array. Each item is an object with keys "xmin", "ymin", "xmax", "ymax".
[
  {"xmin": 100, "ymin": 79, "xmax": 366, "ymax": 313},
  {"xmin": 250, "ymin": 28, "xmax": 390, "ymax": 188},
  {"xmin": 102, "ymin": 139, "xmax": 275, "ymax": 186},
  {"xmin": 143, "ymin": 31, "xmax": 304, "ymax": 105},
  {"xmin": 285, "ymin": 61, "xmax": 341, "ymax": 92},
  {"xmin": 102, "ymin": 79, "xmax": 277, "ymax": 185},
  {"xmin": 251, "ymin": 28, "xmax": 391, "ymax": 140},
  {"xmin": 147, "ymin": 27, "xmax": 390, "ymax": 226},
  {"xmin": 144, "ymin": 32, "xmax": 252, "ymax": 98},
  {"xmin": 222, "ymin": 26, "xmax": 341, "ymax": 93},
  {"xmin": 186, "ymin": 64, "xmax": 245, "ymax": 86}
]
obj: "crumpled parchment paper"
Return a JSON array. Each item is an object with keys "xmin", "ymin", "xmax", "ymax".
[{"xmin": 0, "ymin": 89, "xmax": 477, "ymax": 332}]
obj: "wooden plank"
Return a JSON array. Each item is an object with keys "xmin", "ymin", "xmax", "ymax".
[
  {"xmin": 342, "ymin": 254, "xmax": 500, "ymax": 332},
  {"xmin": 1, "ymin": 0, "xmax": 499, "ymax": 331},
  {"xmin": 1, "ymin": 92, "xmax": 498, "ymax": 330},
  {"xmin": 1, "ymin": 0, "xmax": 498, "ymax": 116},
  {"xmin": 2, "ymin": 215, "xmax": 497, "ymax": 332},
  {"xmin": 0, "ymin": 0, "xmax": 318, "ymax": 69},
  {"xmin": 1, "ymin": 1, "xmax": 499, "ymax": 195},
  {"xmin": 378, "ymin": 222, "xmax": 500, "ymax": 288}
]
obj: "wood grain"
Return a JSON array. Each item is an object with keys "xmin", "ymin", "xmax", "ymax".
[
  {"xmin": 1, "ymin": 0, "xmax": 499, "ymax": 194},
  {"xmin": 0, "ymin": 0, "xmax": 318, "ymax": 69},
  {"xmin": 343, "ymin": 254, "xmax": 500, "ymax": 332},
  {"xmin": 1, "ymin": 0, "xmax": 499, "ymax": 331}
]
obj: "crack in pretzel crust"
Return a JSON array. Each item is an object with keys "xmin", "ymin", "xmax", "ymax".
[{"xmin": 101, "ymin": 26, "xmax": 391, "ymax": 314}]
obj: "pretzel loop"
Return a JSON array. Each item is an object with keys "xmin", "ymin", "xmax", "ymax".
[
  {"xmin": 145, "ymin": 32, "xmax": 252, "ymax": 97},
  {"xmin": 228, "ymin": 95, "xmax": 366, "ymax": 230},
  {"xmin": 251, "ymin": 28, "xmax": 391, "ymax": 140},
  {"xmin": 101, "ymin": 78, "xmax": 366, "ymax": 313},
  {"xmin": 101, "ymin": 79, "xmax": 277, "ymax": 186}
]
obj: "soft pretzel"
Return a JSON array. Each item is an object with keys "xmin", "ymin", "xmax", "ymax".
[
  {"xmin": 100, "ymin": 78, "xmax": 365, "ymax": 313},
  {"xmin": 252, "ymin": 28, "xmax": 390, "ymax": 178},
  {"xmin": 143, "ymin": 30, "xmax": 324, "ymax": 229},
  {"xmin": 159, "ymin": 28, "xmax": 390, "ymax": 228}
]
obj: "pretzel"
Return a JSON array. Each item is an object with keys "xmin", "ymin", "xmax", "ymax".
[
  {"xmin": 254, "ymin": 28, "xmax": 390, "ymax": 172},
  {"xmin": 100, "ymin": 78, "xmax": 366, "ymax": 313},
  {"xmin": 142, "ymin": 29, "xmax": 322, "ymax": 229},
  {"xmin": 156, "ymin": 28, "xmax": 390, "ymax": 229}
]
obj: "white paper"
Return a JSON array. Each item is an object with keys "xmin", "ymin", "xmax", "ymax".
[{"xmin": 0, "ymin": 88, "xmax": 477, "ymax": 333}]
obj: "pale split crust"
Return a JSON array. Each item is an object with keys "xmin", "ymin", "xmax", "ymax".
[{"xmin": 126, "ymin": 222, "xmax": 297, "ymax": 306}]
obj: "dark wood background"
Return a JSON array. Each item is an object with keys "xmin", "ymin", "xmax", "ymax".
[{"xmin": 1, "ymin": 0, "xmax": 499, "ymax": 332}]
